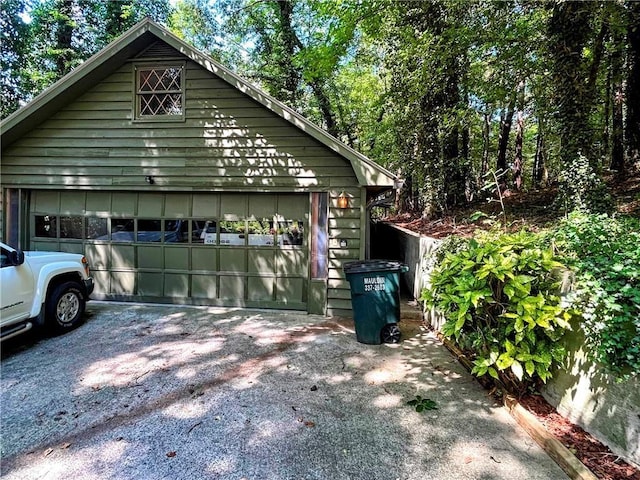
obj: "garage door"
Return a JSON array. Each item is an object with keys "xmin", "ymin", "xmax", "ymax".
[{"xmin": 29, "ymin": 191, "xmax": 309, "ymax": 309}]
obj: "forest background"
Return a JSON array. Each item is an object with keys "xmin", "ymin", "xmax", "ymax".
[{"xmin": 2, "ymin": 0, "xmax": 639, "ymax": 217}]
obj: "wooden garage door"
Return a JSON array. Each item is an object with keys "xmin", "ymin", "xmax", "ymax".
[{"xmin": 29, "ymin": 191, "xmax": 309, "ymax": 309}]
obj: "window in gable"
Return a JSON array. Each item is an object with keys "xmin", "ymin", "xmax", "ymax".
[{"xmin": 135, "ymin": 64, "xmax": 185, "ymax": 121}]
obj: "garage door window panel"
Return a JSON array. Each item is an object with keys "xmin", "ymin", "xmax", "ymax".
[
  {"xmin": 137, "ymin": 219, "xmax": 162, "ymax": 242},
  {"xmin": 248, "ymin": 219, "xmax": 275, "ymax": 246},
  {"xmin": 86, "ymin": 218, "xmax": 108, "ymax": 240},
  {"xmin": 35, "ymin": 215, "xmax": 57, "ymax": 238},
  {"xmin": 164, "ymin": 220, "xmax": 188, "ymax": 243},
  {"xmin": 111, "ymin": 218, "xmax": 135, "ymax": 242},
  {"xmin": 220, "ymin": 221, "xmax": 246, "ymax": 246},
  {"xmin": 278, "ymin": 220, "xmax": 304, "ymax": 247},
  {"xmin": 60, "ymin": 216, "xmax": 83, "ymax": 239},
  {"xmin": 192, "ymin": 219, "xmax": 217, "ymax": 244}
]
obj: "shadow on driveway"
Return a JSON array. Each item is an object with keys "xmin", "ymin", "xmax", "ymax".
[{"xmin": 0, "ymin": 301, "xmax": 568, "ymax": 480}]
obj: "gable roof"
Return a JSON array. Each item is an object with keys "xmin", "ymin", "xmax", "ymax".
[{"xmin": 0, "ymin": 19, "xmax": 397, "ymax": 188}]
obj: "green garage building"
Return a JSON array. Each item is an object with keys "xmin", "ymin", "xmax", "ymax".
[{"xmin": 0, "ymin": 19, "xmax": 397, "ymax": 317}]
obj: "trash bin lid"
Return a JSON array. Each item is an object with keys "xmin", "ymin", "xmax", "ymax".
[{"xmin": 343, "ymin": 259, "xmax": 407, "ymax": 274}]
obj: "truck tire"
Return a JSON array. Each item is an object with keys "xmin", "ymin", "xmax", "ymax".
[{"xmin": 45, "ymin": 281, "xmax": 86, "ymax": 334}]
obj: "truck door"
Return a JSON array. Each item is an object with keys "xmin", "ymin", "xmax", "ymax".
[{"xmin": 0, "ymin": 246, "xmax": 35, "ymax": 326}]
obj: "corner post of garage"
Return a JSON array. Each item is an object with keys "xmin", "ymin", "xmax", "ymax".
[{"xmin": 1, "ymin": 188, "xmax": 27, "ymax": 249}]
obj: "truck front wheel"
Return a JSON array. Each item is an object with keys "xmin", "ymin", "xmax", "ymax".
[{"xmin": 46, "ymin": 281, "xmax": 86, "ymax": 333}]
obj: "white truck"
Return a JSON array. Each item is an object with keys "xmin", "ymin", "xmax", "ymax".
[{"xmin": 0, "ymin": 241, "xmax": 94, "ymax": 341}]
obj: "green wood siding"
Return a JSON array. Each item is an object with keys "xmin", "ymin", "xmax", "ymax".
[
  {"xmin": 1, "ymin": 54, "xmax": 362, "ymax": 315},
  {"xmin": 1, "ymin": 62, "xmax": 360, "ymax": 193}
]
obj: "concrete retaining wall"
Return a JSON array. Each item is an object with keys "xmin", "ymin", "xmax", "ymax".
[
  {"xmin": 542, "ymin": 327, "xmax": 640, "ymax": 468},
  {"xmin": 382, "ymin": 221, "xmax": 640, "ymax": 469}
]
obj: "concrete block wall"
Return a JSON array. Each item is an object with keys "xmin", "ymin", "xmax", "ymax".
[{"xmin": 382, "ymin": 221, "xmax": 640, "ymax": 469}]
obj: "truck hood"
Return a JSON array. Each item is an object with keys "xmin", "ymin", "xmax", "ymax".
[{"xmin": 25, "ymin": 251, "xmax": 85, "ymax": 261}]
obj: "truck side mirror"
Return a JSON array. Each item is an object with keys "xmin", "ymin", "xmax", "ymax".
[{"xmin": 10, "ymin": 250, "xmax": 25, "ymax": 266}]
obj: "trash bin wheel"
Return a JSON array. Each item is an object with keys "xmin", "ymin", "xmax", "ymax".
[{"xmin": 381, "ymin": 324, "xmax": 401, "ymax": 344}]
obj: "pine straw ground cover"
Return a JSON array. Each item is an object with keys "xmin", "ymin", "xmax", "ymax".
[{"xmin": 518, "ymin": 394, "xmax": 639, "ymax": 480}]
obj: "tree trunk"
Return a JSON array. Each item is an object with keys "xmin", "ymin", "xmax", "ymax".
[
  {"xmin": 533, "ymin": 117, "xmax": 547, "ymax": 188},
  {"xmin": 55, "ymin": 0, "xmax": 74, "ymax": 77},
  {"xmin": 513, "ymin": 110, "xmax": 524, "ymax": 190},
  {"xmin": 334, "ymin": 93, "xmax": 356, "ymax": 147},
  {"xmin": 481, "ymin": 112, "xmax": 490, "ymax": 179},
  {"xmin": 512, "ymin": 82, "xmax": 526, "ymax": 191},
  {"xmin": 309, "ymin": 80, "xmax": 339, "ymax": 138},
  {"xmin": 549, "ymin": 1, "xmax": 596, "ymax": 166},
  {"xmin": 626, "ymin": 0, "xmax": 640, "ymax": 166},
  {"xmin": 496, "ymin": 97, "xmax": 515, "ymax": 173},
  {"xmin": 587, "ymin": 15, "xmax": 608, "ymax": 105},
  {"xmin": 398, "ymin": 173, "xmax": 414, "ymax": 214},
  {"xmin": 610, "ymin": 15, "xmax": 625, "ymax": 172},
  {"xmin": 602, "ymin": 65, "xmax": 611, "ymax": 160},
  {"xmin": 276, "ymin": 0, "xmax": 301, "ymax": 106},
  {"xmin": 442, "ymin": 58, "xmax": 464, "ymax": 209}
]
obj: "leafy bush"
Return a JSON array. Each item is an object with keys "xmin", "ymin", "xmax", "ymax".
[
  {"xmin": 421, "ymin": 230, "xmax": 572, "ymax": 394},
  {"xmin": 552, "ymin": 212, "xmax": 640, "ymax": 379},
  {"xmin": 556, "ymin": 154, "xmax": 614, "ymax": 214}
]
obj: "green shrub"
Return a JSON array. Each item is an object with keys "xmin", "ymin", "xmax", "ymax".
[
  {"xmin": 552, "ymin": 212, "xmax": 640, "ymax": 380},
  {"xmin": 421, "ymin": 229, "xmax": 572, "ymax": 395},
  {"xmin": 555, "ymin": 154, "xmax": 614, "ymax": 214}
]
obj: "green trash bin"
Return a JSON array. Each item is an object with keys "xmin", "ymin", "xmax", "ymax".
[{"xmin": 343, "ymin": 260, "xmax": 409, "ymax": 345}]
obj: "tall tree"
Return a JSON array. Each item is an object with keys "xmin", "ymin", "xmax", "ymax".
[
  {"xmin": 467, "ymin": 2, "xmax": 548, "ymax": 192},
  {"xmin": 0, "ymin": 0, "xmax": 29, "ymax": 117},
  {"xmin": 626, "ymin": 1, "xmax": 640, "ymax": 167},
  {"xmin": 496, "ymin": 97, "xmax": 515, "ymax": 173},
  {"xmin": 23, "ymin": 0, "xmax": 83, "ymax": 93},
  {"xmin": 513, "ymin": 85, "xmax": 526, "ymax": 191},
  {"xmin": 610, "ymin": 5, "xmax": 625, "ymax": 173},
  {"xmin": 168, "ymin": 0, "xmax": 225, "ymax": 59},
  {"xmin": 548, "ymin": 1, "xmax": 596, "ymax": 166},
  {"xmin": 222, "ymin": 0, "xmax": 363, "ymax": 140},
  {"xmin": 91, "ymin": 0, "xmax": 171, "ymax": 47}
]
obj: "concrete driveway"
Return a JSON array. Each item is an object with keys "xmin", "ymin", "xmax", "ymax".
[{"xmin": 0, "ymin": 302, "xmax": 568, "ymax": 480}]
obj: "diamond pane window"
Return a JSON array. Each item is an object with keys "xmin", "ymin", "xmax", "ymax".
[{"xmin": 136, "ymin": 65, "xmax": 184, "ymax": 119}]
